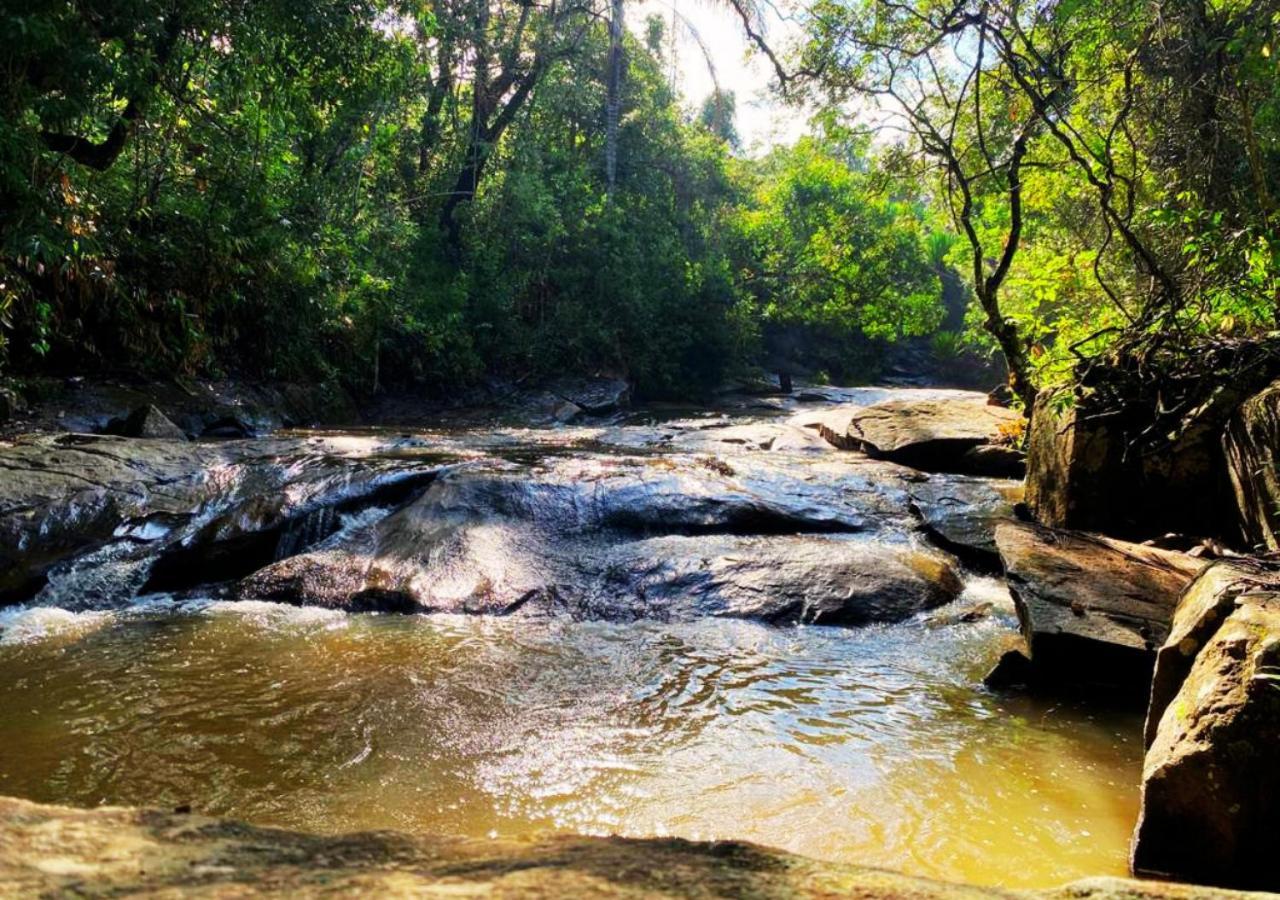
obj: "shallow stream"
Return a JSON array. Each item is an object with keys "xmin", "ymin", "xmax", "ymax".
[{"xmin": 0, "ymin": 388, "xmax": 1143, "ymax": 888}]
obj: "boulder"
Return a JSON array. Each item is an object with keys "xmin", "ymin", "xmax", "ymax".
[
  {"xmin": 845, "ymin": 398, "xmax": 1023, "ymax": 474},
  {"xmin": 1132, "ymin": 579, "xmax": 1280, "ymax": 890},
  {"xmin": 111, "ymin": 404, "xmax": 187, "ymax": 440},
  {"xmin": 1026, "ymin": 388, "xmax": 1241, "ymax": 541},
  {"xmin": 238, "ymin": 459, "xmax": 963, "ymax": 623},
  {"xmin": 1223, "ymin": 378, "xmax": 1280, "ymax": 550},
  {"xmin": 994, "ymin": 521, "xmax": 1206, "ymax": 694},
  {"xmin": 0, "ymin": 796, "xmax": 1263, "ymax": 900},
  {"xmin": 1143, "ymin": 559, "xmax": 1280, "ymax": 746}
]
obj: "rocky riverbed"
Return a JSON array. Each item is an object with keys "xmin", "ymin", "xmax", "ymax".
[{"xmin": 0, "ymin": 381, "xmax": 1274, "ymax": 897}]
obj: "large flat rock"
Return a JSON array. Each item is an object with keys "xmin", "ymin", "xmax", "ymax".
[
  {"xmin": 0, "ymin": 433, "xmax": 444, "ymax": 607},
  {"xmin": 0, "ymin": 796, "xmax": 1272, "ymax": 899},
  {"xmin": 845, "ymin": 398, "xmax": 1024, "ymax": 475},
  {"xmin": 239, "ymin": 458, "xmax": 963, "ymax": 623},
  {"xmin": 994, "ymin": 521, "xmax": 1206, "ymax": 693}
]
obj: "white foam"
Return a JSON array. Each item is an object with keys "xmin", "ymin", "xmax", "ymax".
[{"xmin": 0, "ymin": 605, "xmax": 115, "ymax": 645}]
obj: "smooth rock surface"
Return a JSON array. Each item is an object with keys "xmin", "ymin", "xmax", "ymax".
[
  {"xmin": 1224, "ymin": 378, "xmax": 1280, "ymax": 550},
  {"xmin": 845, "ymin": 398, "xmax": 1023, "ymax": 473},
  {"xmin": 995, "ymin": 521, "xmax": 1206, "ymax": 693},
  {"xmin": 1132, "ymin": 587, "xmax": 1280, "ymax": 890},
  {"xmin": 0, "ymin": 796, "xmax": 1272, "ymax": 900},
  {"xmin": 239, "ymin": 458, "xmax": 963, "ymax": 622}
]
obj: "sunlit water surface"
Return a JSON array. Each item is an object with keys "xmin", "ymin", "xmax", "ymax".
[{"xmin": 0, "ymin": 589, "xmax": 1141, "ymax": 889}]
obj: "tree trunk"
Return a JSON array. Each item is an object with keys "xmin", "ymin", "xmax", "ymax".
[{"xmin": 604, "ymin": 0, "xmax": 625, "ymax": 193}]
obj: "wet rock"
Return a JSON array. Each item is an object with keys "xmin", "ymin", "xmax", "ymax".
[
  {"xmin": 1223, "ymin": 378, "xmax": 1280, "ymax": 550},
  {"xmin": 239, "ymin": 459, "xmax": 961, "ymax": 623},
  {"xmin": 909, "ymin": 476, "xmax": 1022, "ymax": 569},
  {"xmin": 1, "ymin": 796, "xmax": 1259, "ymax": 900},
  {"xmin": 845, "ymin": 398, "xmax": 1023, "ymax": 474},
  {"xmin": 108, "ymin": 404, "xmax": 187, "ymax": 440},
  {"xmin": 995, "ymin": 521, "xmax": 1207, "ymax": 695},
  {"xmin": 143, "ymin": 464, "xmax": 440, "ymax": 593},
  {"xmin": 0, "ymin": 432, "xmax": 427, "ymax": 605},
  {"xmin": 1132, "ymin": 578, "xmax": 1280, "ymax": 890},
  {"xmin": 0, "ymin": 435, "xmax": 218, "ymax": 603},
  {"xmin": 584, "ymin": 535, "xmax": 963, "ymax": 625}
]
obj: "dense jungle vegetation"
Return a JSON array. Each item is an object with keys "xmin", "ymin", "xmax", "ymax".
[{"xmin": 1, "ymin": 0, "xmax": 1277, "ymax": 401}]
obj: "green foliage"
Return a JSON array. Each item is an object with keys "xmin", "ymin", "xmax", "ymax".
[
  {"xmin": 0, "ymin": 0, "xmax": 956, "ymax": 395},
  {"xmin": 732, "ymin": 137, "xmax": 943, "ymax": 375},
  {"xmin": 796, "ymin": 0, "xmax": 1280, "ymax": 398}
]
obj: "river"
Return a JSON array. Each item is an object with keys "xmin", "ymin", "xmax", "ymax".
[{"xmin": 0, "ymin": 387, "xmax": 1143, "ymax": 889}]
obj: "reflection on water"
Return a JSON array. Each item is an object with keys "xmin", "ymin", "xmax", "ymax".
[{"xmin": 0, "ymin": 596, "xmax": 1140, "ymax": 889}]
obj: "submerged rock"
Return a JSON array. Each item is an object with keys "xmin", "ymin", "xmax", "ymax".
[
  {"xmin": 238, "ymin": 459, "xmax": 962, "ymax": 623},
  {"xmin": 994, "ymin": 521, "xmax": 1206, "ymax": 694},
  {"xmin": 1223, "ymin": 378, "xmax": 1280, "ymax": 550},
  {"xmin": 0, "ymin": 796, "xmax": 1265, "ymax": 899},
  {"xmin": 1132, "ymin": 577, "xmax": 1280, "ymax": 890},
  {"xmin": 844, "ymin": 398, "xmax": 1023, "ymax": 474}
]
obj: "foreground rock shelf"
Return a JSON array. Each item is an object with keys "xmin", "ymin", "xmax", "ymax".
[{"xmin": 0, "ymin": 797, "xmax": 1273, "ymax": 899}]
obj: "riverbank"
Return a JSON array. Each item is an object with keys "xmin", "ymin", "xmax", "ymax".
[{"xmin": 2, "ymin": 795, "xmax": 1270, "ymax": 899}]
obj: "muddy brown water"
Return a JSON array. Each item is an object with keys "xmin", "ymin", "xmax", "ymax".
[{"xmin": 0, "ymin": 388, "xmax": 1143, "ymax": 889}]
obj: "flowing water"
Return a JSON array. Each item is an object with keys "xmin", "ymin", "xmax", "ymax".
[
  {"xmin": 0, "ymin": 391, "xmax": 1145, "ymax": 889},
  {"xmin": 0, "ymin": 584, "xmax": 1141, "ymax": 889}
]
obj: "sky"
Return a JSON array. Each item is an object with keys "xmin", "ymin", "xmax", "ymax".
[{"xmin": 629, "ymin": 0, "xmax": 809, "ymax": 154}]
